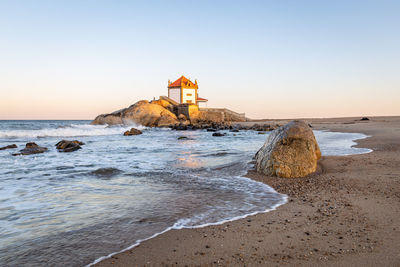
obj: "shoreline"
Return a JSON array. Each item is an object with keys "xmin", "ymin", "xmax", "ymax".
[
  {"xmin": 88, "ymin": 186, "xmax": 288, "ymax": 267},
  {"xmin": 95, "ymin": 116, "xmax": 400, "ymax": 266}
]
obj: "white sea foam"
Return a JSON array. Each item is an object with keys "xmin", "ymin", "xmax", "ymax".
[
  {"xmin": 86, "ymin": 177, "xmax": 287, "ymax": 267},
  {"xmin": 314, "ymin": 131, "xmax": 372, "ymax": 155},
  {"xmin": 0, "ymin": 124, "xmax": 146, "ymax": 138}
]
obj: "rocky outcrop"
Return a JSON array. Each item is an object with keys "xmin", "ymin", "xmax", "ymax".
[
  {"xmin": 92, "ymin": 97, "xmax": 249, "ymax": 128},
  {"xmin": 122, "ymin": 101, "xmax": 178, "ymax": 127},
  {"xmin": 91, "ymin": 114, "xmax": 124, "ymax": 125},
  {"xmin": 56, "ymin": 140, "xmax": 84, "ymax": 152},
  {"xmin": 177, "ymin": 114, "xmax": 187, "ymax": 121},
  {"xmin": 91, "ymin": 100, "xmax": 179, "ymax": 127},
  {"xmin": 13, "ymin": 142, "xmax": 48, "ymax": 156},
  {"xmin": 0, "ymin": 144, "xmax": 17, "ymax": 150},
  {"xmin": 123, "ymin": 128, "xmax": 142, "ymax": 136},
  {"xmin": 255, "ymin": 120, "xmax": 321, "ymax": 178},
  {"xmin": 151, "ymin": 99, "xmax": 173, "ymax": 109}
]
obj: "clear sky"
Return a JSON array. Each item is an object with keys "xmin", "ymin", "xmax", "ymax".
[{"xmin": 0, "ymin": 0, "xmax": 399, "ymax": 120}]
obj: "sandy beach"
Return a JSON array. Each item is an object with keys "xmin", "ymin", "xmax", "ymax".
[
  {"xmin": 2, "ymin": 1, "xmax": 399, "ymax": 266},
  {"xmin": 94, "ymin": 116, "xmax": 400, "ymax": 266}
]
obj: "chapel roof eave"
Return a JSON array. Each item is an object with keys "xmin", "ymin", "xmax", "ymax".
[{"xmin": 168, "ymin": 76, "xmax": 198, "ymax": 89}]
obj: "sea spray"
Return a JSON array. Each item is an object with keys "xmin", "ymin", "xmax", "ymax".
[{"xmin": 0, "ymin": 122, "xmax": 146, "ymax": 139}]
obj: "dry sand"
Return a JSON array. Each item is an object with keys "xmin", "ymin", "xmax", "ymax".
[{"xmin": 96, "ymin": 116, "xmax": 400, "ymax": 267}]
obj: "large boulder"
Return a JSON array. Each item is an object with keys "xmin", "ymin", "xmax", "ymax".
[
  {"xmin": 151, "ymin": 99, "xmax": 172, "ymax": 109},
  {"xmin": 13, "ymin": 142, "xmax": 48, "ymax": 156},
  {"xmin": 122, "ymin": 101, "xmax": 178, "ymax": 127},
  {"xmin": 92, "ymin": 108, "xmax": 125, "ymax": 125},
  {"xmin": 255, "ymin": 120, "xmax": 321, "ymax": 178},
  {"xmin": 91, "ymin": 114, "xmax": 123, "ymax": 125},
  {"xmin": 91, "ymin": 100, "xmax": 178, "ymax": 127}
]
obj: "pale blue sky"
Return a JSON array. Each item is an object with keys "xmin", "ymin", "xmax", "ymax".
[{"xmin": 0, "ymin": 0, "xmax": 399, "ymax": 119}]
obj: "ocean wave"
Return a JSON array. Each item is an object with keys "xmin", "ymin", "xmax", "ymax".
[
  {"xmin": 0, "ymin": 124, "xmax": 146, "ymax": 138},
  {"xmin": 86, "ymin": 177, "xmax": 287, "ymax": 267}
]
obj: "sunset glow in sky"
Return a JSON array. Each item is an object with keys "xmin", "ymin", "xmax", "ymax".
[{"xmin": 0, "ymin": 0, "xmax": 399, "ymax": 119}]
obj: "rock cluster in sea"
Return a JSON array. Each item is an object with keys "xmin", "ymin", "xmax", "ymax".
[
  {"xmin": 255, "ymin": 120, "xmax": 321, "ymax": 178},
  {"xmin": 12, "ymin": 142, "xmax": 48, "ymax": 156},
  {"xmin": 8, "ymin": 140, "xmax": 85, "ymax": 156},
  {"xmin": 55, "ymin": 140, "xmax": 85, "ymax": 152}
]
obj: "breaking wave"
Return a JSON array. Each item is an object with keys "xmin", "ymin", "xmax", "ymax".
[{"xmin": 0, "ymin": 124, "xmax": 146, "ymax": 138}]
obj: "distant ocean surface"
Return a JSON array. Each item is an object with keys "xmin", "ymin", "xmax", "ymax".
[{"xmin": 0, "ymin": 120, "xmax": 371, "ymax": 266}]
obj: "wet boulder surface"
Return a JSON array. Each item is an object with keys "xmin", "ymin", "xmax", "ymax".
[
  {"xmin": 56, "ymin": 140, "xmax": 84, "ymax": 152},
  {"xmin": 123, "ymin": 128, "xmax": 143, "ymax": 136},
  {"xmin": 0, "ymin": 144, "xmax": 17, "ymax": 150},
  {"xmin": 13, "ymin": 143, "xmax": 48, "ymax": 156},
  {"xmin": 255, "ymin": 120, "xmax": 321, "ymax": 178}
]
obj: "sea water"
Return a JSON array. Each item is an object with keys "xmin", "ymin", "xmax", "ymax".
[{"xmin": 0, "ymin": 120, "xmax": 371, "ymax": 266}]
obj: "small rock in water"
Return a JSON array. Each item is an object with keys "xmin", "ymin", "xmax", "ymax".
[
  {"xmin": 55, "ymin": 140, "xmax": 84, "ymax": 152},
  {"xmin": 123, "ymin": 128, "xmax": 143, "ymax": 136},
  {"xmin": 90, "ymin": 167, "xmax": 122, "ymax": 178},
  {"xmin": 0, "ymin": 144, "xmax": 17, "ymax": 150},
  {"xmin": 212, "ymin": 132, "xmax": 226, "ymax": 137},
  {"xmin": 207, "ymin": 128, "xmax": 217, "ymax": 132},
  {"xmin": 12, "ymin": 142, "xmax": 47, "ymax": 156},
  {"xmin": 177, "ymin": 136, "xmax": 189, "ymax": 140}
]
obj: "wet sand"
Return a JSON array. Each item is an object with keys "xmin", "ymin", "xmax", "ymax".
[{"xmin": 95, "ymin": 116, "xmax": 400, "ymax": 266}]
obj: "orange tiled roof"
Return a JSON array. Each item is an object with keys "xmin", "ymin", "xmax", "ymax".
[
  {"xmin": 168, "ymin": 76, "xmax": 198, "ymax": 89},
  {"xmin": 197, "ymin": 97, "xmax": 208, "ymax": 102}
]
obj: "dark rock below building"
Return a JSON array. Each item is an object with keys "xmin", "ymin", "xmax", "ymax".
[{"xmin": 173, "ymin": 124, "xmax": 188, "ymax": 131}]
